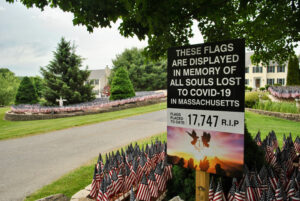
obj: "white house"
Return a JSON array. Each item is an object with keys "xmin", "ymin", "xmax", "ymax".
[
  {"xmin": 87, "ymin": 66, "xmax": 111, "ymax": 98},
  {"xmin": 245, "ymin": 52, "xmax": 288, "ymax": 89}
]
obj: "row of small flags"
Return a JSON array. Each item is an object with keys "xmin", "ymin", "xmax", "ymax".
[
  {"xmin": 268, "ymin": 86, "xmax": 300, "ymax": 99},
  {"xmin": 10, "ymin": 93, "xmax": 166, "ymax": 114},
  {"xmin": 88, "ymin": 140, "xmax": 172, "ymax": 201},
  {"xmin": 209, "ymin": 131, "xmax": 300, "ymax": 201}
]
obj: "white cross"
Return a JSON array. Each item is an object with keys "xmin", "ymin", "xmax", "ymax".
[{"xmin": 56, "ymin": 96, "xmax": 67, "ymax": 107}]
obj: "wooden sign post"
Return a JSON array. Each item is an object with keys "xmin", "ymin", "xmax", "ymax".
[{"xmin": 195, "ymin": 171, "xmax": 209, "ymax": 201}]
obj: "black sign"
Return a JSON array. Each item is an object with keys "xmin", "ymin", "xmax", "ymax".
[{"xmin": 167, "ymin": 39, "xmax": 245, "ymax": 112}]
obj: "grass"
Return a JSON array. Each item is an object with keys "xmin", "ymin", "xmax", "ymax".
[
  {"xmin": 245, "ymin": 110, "xmax": 300, "ymax": 147},
  {"xmin": 253, "ymin": 101, "xmax": 299, "ymax": 114},
  {"xmin": 0, "ymin": 102, "xmax": 166, "ymax": 140},
  {"xmin": 24, "ymin": 132, "xmax": 167, "ymax": 201}
]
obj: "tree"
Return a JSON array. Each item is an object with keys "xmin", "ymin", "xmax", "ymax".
[
  {"xmin": 110, "ymin": 48, "xmax": 167, "ymax": 91},
  {"xmin": 30, "ymin": 76, "xmax": 45, "ymax": 98},
  {"xmin": 7, "ymin": 0, "xmax": 300, "ymax": 63},
  {"xmin": 110, "ymin": 67, "xmax": 135, "ymax": 100},
  {"xmin": 15, "ymin": 76, "xmax": 39, "ymax": 104},
  {"xmin": 0, "ymin": 68, "xmax": 20, "ymax": 106},
  {"xmin": 287, "ymin": 54, "xmax": 300, "ymax": 85},
  {"xmin": 41, "ymin": 37, "xmax": 95, "ymax": 105}
]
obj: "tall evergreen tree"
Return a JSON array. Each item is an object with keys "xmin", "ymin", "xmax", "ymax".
[
  {"xmin": 41, "ymin": 37, "xmax": 95, "ymax": 105},
  {"xmin": 287, "ymin": 54, "xmax": 300, "ymax": 85},
  {"xmin": 110, "ymin": 67, "xmax": 135, "ymax": 100},
  {"xmin": 15, "ymin": 76, "xmax": 38, "ymax": 104}
]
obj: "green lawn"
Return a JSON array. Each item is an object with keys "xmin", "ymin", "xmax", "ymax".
[
  {"xmin": 245, "ymin": 111, "xmax": 300, "ymax": 147},
  {"xmin": 24, "ymin": 132, "xmax": 167, "ymax": 201},
  {"xmin": 0, "ymin": 102, "xmax": 166, "ymax": 140}
]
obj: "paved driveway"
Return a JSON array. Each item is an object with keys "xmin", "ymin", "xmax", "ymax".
[{"xmin": 0, "ymin": 110, "xmax": 167, "ymax": 201}]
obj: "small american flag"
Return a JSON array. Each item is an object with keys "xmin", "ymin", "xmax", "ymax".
[
  {"xmin": 114, "ymin": 168, "xmax": 124, "ymax": 194},
  {"xmin": 274, "ymin": 180, "xmax": 284, "ymax": 201},
  {"xmin": 154, "ymin": 162, "xmax": 166, "ymax": 192},
  {"xmin": 287, "ymin": 179, "xmax": 296, "ymax": 199},
  {"xmin": 209, "ymin": 177, "xmax": 215, "ymax": 201},
  {"xmin": 110, "ymin": 169, "xmax": 118, "ymax": 197},
  {"xmin": 163, "ymin": 158, "xmax": 172, "ymax": 181},
  {"xmin": 88, "ymin": 165, "xmax": 99, "ymax": 198},
  {"xmin": 136, "ymin": 173, "xmax": 151, "ymax": 201},
  {"xmin": 291, "ymin": 190, "xmax": 300, "ymax": 201},
  {"xmin": 227, "ymin": 179, "xmax": 236, "ymax": 201},
  {"xmin": 245, "ymin": 174, "xmax": 257, "ymax": 201},
  {"xmin": 148, "ymin": 169, "xmax": 158, "ymax": 198},
  {"xmin": 268, "ymin": 168, "xmax": 278, "ymax": 191},
  {"xmin": 213, "ymin": 180, "xmax": 225, "ymax": 201},
  {"xmin": 254, "ymin": 131, "xmax": 262, "ymax": 146},
  {"xmin": 125, "ymin": 164, "xmax": 135, "ymax": 192}
]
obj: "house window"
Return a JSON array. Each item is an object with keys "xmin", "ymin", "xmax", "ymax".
[
  {"xmin": 253, "ymin": 66, "xmax": 262, "ymax": 73},
  {"xmin": 277, "ymin": 78, "xmax": 285, "ymax": 85},
  {"xmin": 90, "ymin": 80, "xmax": 94, "ymax": 85},
  {"xmin": 245, "ymin": 67, "xmax": 249, "ymax": 73},
  {"xmin": 94, "ymin": 79, "xmax": 99, "ymax": 85},
  {"xmin": 93, "ymin": 90, "xmax": 100, "ymax": 95},
  {"xmin": 245, "ymin": 79, "xmax": 249, "ymax": 85},
  {"xmin": 267, "ymin": 78, "xmax": 275, "ymax": 85},
  {"xmin": 267, "ymin": 66, "xmax": 275, "ymax": 73},
  {"xmin": 277, "ymin": 65, "xmax": 285, "ymax": 73}
]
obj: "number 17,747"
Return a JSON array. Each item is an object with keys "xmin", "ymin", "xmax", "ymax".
[{"xmin": 187, "ymin": 114, "xmax": 219, "ymax": 127}]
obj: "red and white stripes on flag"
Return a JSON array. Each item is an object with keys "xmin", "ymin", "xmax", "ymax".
[
  {"xmin": 245, "ymin": 175, "xmax": 257, "ymax": 201},
  {"xmin": 148, "ymin": 170, "xmax": 158, "ymax": 198},
  {"xmin": 89, "ymin": 165, "xmax": 99, "ymax": 198},
  {"xmin": 114, "ymin": 170, "xmax": 124, "ymax": 194},
  {"xmin": 213, "ymin": 181, "xmax": 225, "ymax": 201},
  {"xmin": 154, "ymin": 164, "xmax": 166, "ymax": 192},
  {"xmin": 136, "ymin": 173, "xmax": 151, "ymax": 201},
  {"xmin": 209, "ymin": 177, "xmax": 215, "ymax": 201}
]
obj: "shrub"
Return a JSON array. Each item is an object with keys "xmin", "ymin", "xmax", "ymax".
[
  {"xmin": 110, "ymin": 67, "xmax": 135, "ymax": 100},
  {"xmin": 15, "ymin": 76, "xmax": 39, "ymax": 104},
  {"xmin": 265, "ymin": 84, "xmax": 270, "ymax": 90},
  {"xmin": 259, "ymin": 87, "xmax": 265, "ymax": 91},
  {"xmin": 245, "ymin": 91, "xmax": 270, "ymax": 108},
  {"xmin": 165, "ymin": 165, "xmax": 195, "ymax": 201},
  {"xmin": 245, "ymin": 91, "xmax": 259, "ymax": 108}
]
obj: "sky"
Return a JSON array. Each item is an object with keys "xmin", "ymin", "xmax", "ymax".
[
  {"xmin": 0, "ymin": 1, "xmax": 204, "ymax": 77},
  {"xmin": 0, "ymin": 1, "xmax": 299, "ymax": 77}
]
